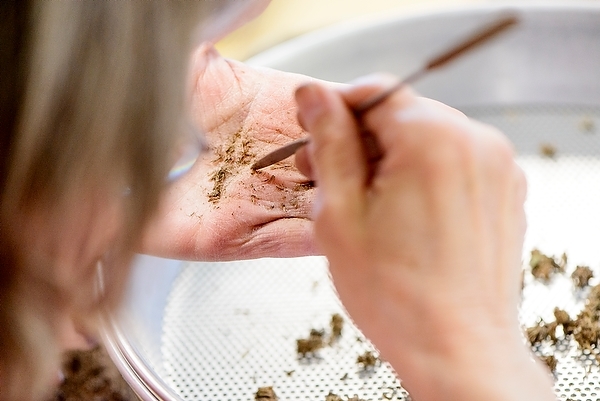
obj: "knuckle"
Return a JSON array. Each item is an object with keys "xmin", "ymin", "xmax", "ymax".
[
  {"xmin": 380, "ymin": 105, "xmax": 519, "ymax": 188},
  {"xmin": 479, "ymin": 125, "xmax": 518, "ymax": 178},
  {"xmin": 419, "ymin": 123, "xmax": 475, "ymax": 178},
  {"xmin": 486, "ymin": 125, "xmax": 515, "ymax": 160}
]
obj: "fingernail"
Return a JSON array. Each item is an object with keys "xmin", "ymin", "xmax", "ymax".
[{"xmin": 295, "ymin": 83, "xmax": 326, "ymax": 128}]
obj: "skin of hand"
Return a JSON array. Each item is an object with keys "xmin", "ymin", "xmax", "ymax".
[
  {"xmin": 294, "ymin": 75, "xmax": 556, "ymax": 401},
  {"xmin": 141, "ymin": 44, "xmax": 318, "ymax": 261}
]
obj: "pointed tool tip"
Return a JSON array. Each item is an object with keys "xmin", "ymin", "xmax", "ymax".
[{"xmin": 249, "ymin": 137, "xmax": 311, "ymax": 171}]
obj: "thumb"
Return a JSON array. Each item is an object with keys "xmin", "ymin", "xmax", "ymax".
[
  {"xmin": 295, "ymin": 82, "xmax": 367, "ymax": 222},
  {"xmin": 294, "ymin": 144, "xmax": 315, "ymax": 181}
]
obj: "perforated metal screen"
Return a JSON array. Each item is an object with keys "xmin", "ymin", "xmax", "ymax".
[{"xmin": 159, "ymin": 105, "xmax": 600, "ymax": 401}]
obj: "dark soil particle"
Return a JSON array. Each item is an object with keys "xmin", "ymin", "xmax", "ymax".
[
  {"xmin": 579, "ymin": 116, "xmax": 595, "ymax": 133},
  {"xmin": 572, "ymin": 265, "xmax": 594, "ymax": 288},
  {"xmin": 573, "ymin": 313, "xmax": 600, "ymax": 351},
  {"xmin": 325, "ymin": 393, "xmax": 368, "ymax": 401},
  {"xmin": 524, "ymin": 256, "xmax": 600, "ymax": 373},
  {"xmin": 297, "ymin": 314, "xmax": 347, "ymax": 356},
  {"xmin": 347, "ymin": 396, "xmax": 368, "ymax": 401},
  {"xmin": 206, "ymin": 128, "xmax": 256, "ymax": 203},
  {"xmin": 263, "ymin": 174, "xmax": 276, "ymax": 185},
  {"xmin": 48, "ymin": 346, "xmax": 136, "ymax": 401},
  {"xmin": 529, "ymin": 249, "xmax": 566, "ymax": 281},
  {"xmin": 329, "ymin": 313, "xmax": 344, "ymax": 343},
  {"xmin": 255, "ymin": 386, "xmax": 278, "ymax": 401},
  {"xmin": 208, "ymin": 167, "xmax": 229, "ymax": 203},
  {"xmin": 526, "ymin": 321, "xmax": 554, "ymax": 345},
  {"xmin": 356, "ymin": 351, "xmax": 379, "ymax": 369},
  {"xmin": 296, "ymin": 329, "xmax": 325, "ymax": 357},
  {"xmin": 540, "ymin": 143, "xmax": 557, "ymax": 158},
  {"xmin": 325, "ymin": 392, "xmax": 344, "ymax": 401},
  {"xmin": 294, "ymin": 181, "xmax": 315, "ymax": 191},
  {"xmin": 554, "ymin": 308, "xmax": 571, "ymax": 326},
  {"xmin": 539, "ymin": 354, "xmax": 557, "ymax": 373}
]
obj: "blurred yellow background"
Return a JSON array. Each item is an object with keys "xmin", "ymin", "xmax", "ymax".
[{"xmin": 216, "ymin": 0, "xmax": 484, "ymax": 60}]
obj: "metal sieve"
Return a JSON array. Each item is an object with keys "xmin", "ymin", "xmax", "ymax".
[{"xmin": 102, "ymin": 3, "xmax": 600, "ymax": 401}]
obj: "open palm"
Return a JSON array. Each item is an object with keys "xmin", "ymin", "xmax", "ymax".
[{"xmin": 141, "ymin": 45, "xmax": 318, "ymax": 261}]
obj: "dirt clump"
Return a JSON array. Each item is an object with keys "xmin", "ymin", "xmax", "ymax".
[
  {"xmin": 540, "ymin": 143, "xmax": 557, "ymax": 158},
  {"xmin": 297, "ymin": 313, "xmax": 346, "ymax": 356},
  {"xmin": 48, "ymin": 346, "xmax": 136, "ymax": 401},
  {"xmin": 297, "ymin": 329, "xmax": 325, "ymax": 357},
  {"xmin": 529, "ymin": 249, "xmax": 566, "ymax": 281},
  {"xmin": 207, "ymin": 129, "xmax": 255, "ymax": 203},
  {"xmin": 325, "ymin": 392, "xmax": 344, "ymax": 401},
  {"xmin": 572, "ymin": 265, "xmax": 594, "ymax": 288},
  {"xmin": 325, "ymin": 393, "xmax": 367, "ymax": 401},
  {"xmin": 526, "ymin": 320, "xmax": 557, "ymax": 345},
  {"xmin": 356, "ymin": 351, "xmax": 379, "ymax": 370},
  {"xmin": 255, "ymin": 386, "xmax": 278, "ymax": 401},
  {"xmin": 539, "ymin": 354, "xmax": 557, "ymax": 373},
  {"xmin": 329, "ymin": 313, "xmax": 344, "ymax": 343}
]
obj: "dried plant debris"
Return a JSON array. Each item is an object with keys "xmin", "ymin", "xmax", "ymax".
[
  {"xmin": 554, "ymin": 307, "xmax": 571, "ymax": 326},
  {"xmin": 298, "ymin": 313, "xmax": 346, "ymax": 356},
  {"xmin": 255, "ymin": 387, "xmax": 278, "ymax": 401},
  {"xmin": 529, "ymin": 249, "xmax": 566, "ymax": 281},
  {"xmin": 294, "ymin": 181, "xmax": 316, "ymax": 191},
  {"xmin": 579, "ymin": 116, "xmax": 596, "ymax": 133},
  {"xmin": 325, "ymin": 392, "xmax": 345, "ymax": 401},
  {"xmin": 560, "ymin": 252, "xmax": 568, "ymax": 271},
  {"xmin": 49, "ymin": 346, "xmax": 136, "ymax": 401},
  {"xmin": 208, "ymin": 167, "xmax": 229, "ymax": 203},
  {"xmin": 330, "ymin": 313, "xmax": 344, "ymax": 342},
  {"xmin": 381, "ymin": 386, "xmax": 405, "ymax": 400},
  {"xmin": 347, "ymin": 396, "xmax": 369, "ymax": 401},
  {"xmin": 522, "ymin": 256, "xmax": 600, "ymax": 381},
  {"xmin": 356, "ymin": 351, "xmax": 379, "ymax": 369},
  {"xmin": 524, "ymin": 280, "xmax": 600, "ymax": 371},
  {"xmin": 588, "ymin": 284, "xmax": 600, "ymax": 310},
  {"xmin": 554, "ymin": 308, "xmax": 576, "ymax": 335},
  {"xmin": 540, "ymin": 143, "xmax": 557, "ymax": 158},
  {"xmin": 573, "ymin": 314, "xmax": 600, "ymax": 351},
  {"xmin": 216, "ymin": 129, "xmax": 254, "ymax": 166},
  {"xmin": 325, "ymin": 394, "xmax": 368, "ymax": 401},
  {"xmin": 297, "ymin": 329, "xmax": 325, "ymax": 357},
  {"xmin": 207, "ymin": 128, "xmax": 255, "ymax": 203},
  {"xmin": 572, "ymin": 265, "xmax": 594, "ymax": 288},
  {"xmin": 539, "ymin": 354, "xmax": 558, "ymax": 373},
  {"xmin": 526, "ymin": 320, "xmax": 558, "ymax": 345}
]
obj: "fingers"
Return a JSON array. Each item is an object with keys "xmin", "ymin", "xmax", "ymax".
[
  {"xmin": 336, "ymin": 75, "xmax": 471, "ymax": 180},
  {"xmin": 295, "ymin": 73, "xmax": 526, "ymax": 268},
  {"xmin": 295, "ymin": 83, "xmax": 367, "ymax": 222},
  {"xmin": 293, "ymin": 74, "xmax": 467, "ymax": 181},
  {"xmin": 237, "ymin": 218, "xmax": 318, "ymax": 259},
  {"xmin": 291, "ymin": 73, "xmax": 535, "ymax": 401}
]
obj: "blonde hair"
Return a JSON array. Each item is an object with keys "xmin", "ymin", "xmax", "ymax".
[{"xmin": 0, "ymin": 1, "xmax": 223, "ymax": 399}]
